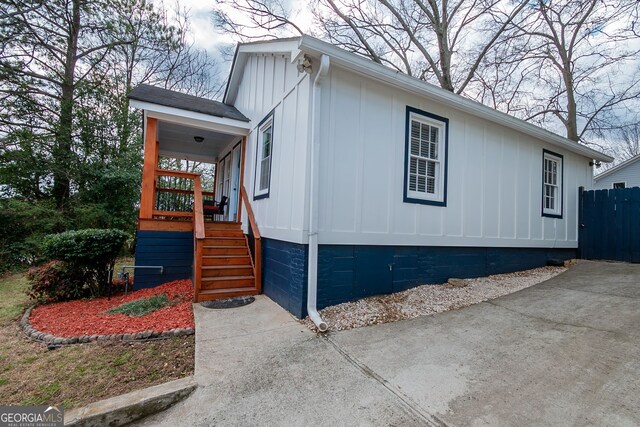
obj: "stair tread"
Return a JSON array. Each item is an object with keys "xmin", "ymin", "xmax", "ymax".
[
  {"xmin": 199, "ymin": 289, "xmax": 256, "ymax": 295},
  {"xmin": 202, "ymin": 265, "xmax": 253, "ymax": 270},
  {"xmin": 202, "ymin": 255, "xmax": 250, "ymax": 258},
  {"xmin": 203, "ymin": 245, "xmax": 248, "ymax": 249},
  {"xmin": 201, "ymin": 275, "xmax": 254, "ymax": 281}
]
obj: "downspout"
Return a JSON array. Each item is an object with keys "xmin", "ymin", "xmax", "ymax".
[{"xmin": 307, "ymin": 54, "xmax": 330, "ymax": 332}]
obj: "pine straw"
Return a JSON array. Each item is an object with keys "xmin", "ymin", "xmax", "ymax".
[{"xmin": 305, "ymin": 265, "xmax": 568, "ymax": 332}]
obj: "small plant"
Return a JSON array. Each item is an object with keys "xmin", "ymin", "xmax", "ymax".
[
  {"xmin": 107, "ymin": 294, "xmax": 171, "ymax": 317},
  {"xmin": 27, "ymin": 261, "xmax": 85, "ymax": 303}
]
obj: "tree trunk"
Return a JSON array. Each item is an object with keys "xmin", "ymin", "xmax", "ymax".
[
  {"xmin": 563, "ymin": 67, "xmax": 579, "ymax": 142},
  {"xmin": 53, "ymin": 0, "xmax": 81, "ymax": 208}
]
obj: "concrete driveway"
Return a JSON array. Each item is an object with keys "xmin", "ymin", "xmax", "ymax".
[{"xmin": 136, "ymin": 261, "xmax": 640, "ymax": 426}]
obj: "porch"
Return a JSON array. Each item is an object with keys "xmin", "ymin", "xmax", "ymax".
[{"xmin": 129, "ymin": 85, "xmax": 261, "ymax": 302}]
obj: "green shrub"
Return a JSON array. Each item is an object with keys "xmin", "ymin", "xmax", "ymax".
[
  {"xmin": 27, "ymin": 261, "xmax": 85, "ymax": 303},
  {"xmin": 41, "ymin": 229, "xmax": 128, "ymax": 298},
  {"xmin": 107, "ymin": 294, "xmax": 170, "ymax": 317},
  {"xmin": 42, "ymin": 229, "xmax": 128, "ymax": 265}
]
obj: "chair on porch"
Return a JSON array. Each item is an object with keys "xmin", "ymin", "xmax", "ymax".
[{"xmin": 203, "ymin": 196, "xmax": 228, "ymax": 221}]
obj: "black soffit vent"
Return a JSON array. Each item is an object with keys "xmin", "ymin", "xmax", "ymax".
[{"xmin": 200, "ymin": 296, "xmax": 255, "ymax": 309}]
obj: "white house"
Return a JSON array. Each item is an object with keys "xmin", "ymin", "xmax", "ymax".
[
  {"xmin": 129, "ymin": 36, "xmax": 612, "ymax": 330},
  {"xmin": 593, "ymin": 154, "xmax": 640, "ymax": 189}
]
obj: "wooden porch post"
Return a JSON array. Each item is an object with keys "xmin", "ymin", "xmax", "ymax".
[
  {"xmin": 139, "ymin": 117, "xmax": 158, "ymax": 219},
  {"xmin": 237, "ymin": 136, "xmax": 247, "ymax": 223},
  {"xmin": 212, "ymin": 159, "xmax": 219, "ymax": 201}
]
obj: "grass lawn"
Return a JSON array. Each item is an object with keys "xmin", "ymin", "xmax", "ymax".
[{"xmin": 0, "ymin": 262, "xmax": 195, "ymax": 409}]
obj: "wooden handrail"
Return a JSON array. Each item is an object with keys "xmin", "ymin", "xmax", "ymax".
[
  {"xmin": 240, "ymin": 186, "xmax": 261, "ymax": 239},
  {"xmin": 155, "ymin": 168, "xmax": 201, "ymax": 179},
  {"xmin": 193, "ymin": 176, "xmax": 205, "ymax": 240},
  {"xmin": 192, "ymin": 175, "xmax": 205, "ymax": 300},
  {"xmin": 240, "ymin": 186, "xmax": 261, "ymax": 293}
]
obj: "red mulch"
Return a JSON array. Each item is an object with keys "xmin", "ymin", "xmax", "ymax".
[{"xmin": 29, "ymin": 280, "xmax": 195, "ymax": 338}]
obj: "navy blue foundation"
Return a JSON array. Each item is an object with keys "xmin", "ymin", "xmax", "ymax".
[
  {"xmin": 133, "ymin": 231, "xmax": 193, "ymax": 289},
  {"xmin": 261, "ymin": 239, "xmax": 575, "ymax": 318}
]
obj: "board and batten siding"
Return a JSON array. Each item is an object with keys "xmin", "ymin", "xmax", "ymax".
[
  {"xmin": 235, "ymin": 53, "xmax": 311, "ymax": 244},
  {"xmin": 317, "ymin": 67, "xmax": 592, "ymax": 248},
  {"xmin": 593, "ymin": 158, "xmax": 640, "ymax": 189}
]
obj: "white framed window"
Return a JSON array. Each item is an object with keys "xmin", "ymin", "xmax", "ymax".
[
  {"xmin": 542, "ymin": 150, "xmax": 563, "ymax": 218},
  {"xmin": 404, "ymin": 106, "xmax": 448, "ymax": 206},
  {"xmin": 254, "ymin": 112, "xmax": 274, "ymax": 199},
  {"xmin": 613, "ymin": 182, "xmax": 626, "ymax": 189}
]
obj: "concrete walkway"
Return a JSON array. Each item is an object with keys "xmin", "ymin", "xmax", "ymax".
[{"xmin": 135, "ymin": 261, "xmax": 640, "ymax": 426}]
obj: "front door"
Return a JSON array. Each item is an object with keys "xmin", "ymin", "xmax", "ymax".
[{"xmin": 228, "ymin": 143, "xmax": 242, "ymax": 222}]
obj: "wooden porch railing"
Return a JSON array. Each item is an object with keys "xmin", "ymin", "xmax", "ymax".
[
  {"xmin": 152, "ymin": 169, "xmax": 206, "ymax": 298},
  {"xmin": 153, "ymin": 169, "xmax": 214, "ymax": 219},
  {"xmin": 240, "ymin": 186, "xmax": 261, "ymax": 292}
]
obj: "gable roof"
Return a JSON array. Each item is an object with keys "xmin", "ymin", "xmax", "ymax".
[
  {"xmin": 224, "ymin": 35, "xmax": 612, "ymax": 163},
  {"xmin": 594, "ymin": 154, "xmax": 640, "ymax": 181},
  {"xmin": 129, "ymin": 84, "xmax": 249, "ymax": 122}
]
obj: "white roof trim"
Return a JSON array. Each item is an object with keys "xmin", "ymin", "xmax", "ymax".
[
  {"xmin": 224, "ymin": 38, "xmax": 301, "ymax": 105},
  {"xmin": 131, "ymin": 100, "xmax": 250, "ymax": 136},
  {"xmin": 222, "ymin": 35, "xmax": 612, "ymax": 162},
  {"xmin": 297, "ymin": 35, "xmax": 611, "ymax": 162},
  {"xmin": 594, "ymin": 154, "xmax": 640, "ymax": 181}
]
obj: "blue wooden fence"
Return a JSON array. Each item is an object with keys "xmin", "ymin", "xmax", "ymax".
[{"xmin": 579, "ymin": 187, "xmax": 640, "ymax": 262}]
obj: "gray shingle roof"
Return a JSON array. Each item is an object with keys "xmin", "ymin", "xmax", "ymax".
[{"xmin": 129, "ymin": 84, "xmax": 249, "ymax": 122}]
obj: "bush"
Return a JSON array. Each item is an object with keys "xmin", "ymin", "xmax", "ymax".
[
  {"xmin": 42, "ymin": 229, "xmax": 128, "ymax": 265},
  {"xmin": 40, "ymin": 229, "xmax": 128, "ymax": 298},
  {"xmin": 27, "ymin": 261, "xmax": 84, "ymax": 303}
]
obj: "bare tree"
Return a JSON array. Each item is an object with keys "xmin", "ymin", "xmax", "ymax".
[
  {"xmin": 615, "ymin": 122, "xmax": 640, "ymax": 160},
  {"xmin": 516, "ymin": 0, "xmax": 640, "ymax": 143},
  {"xmin": 156, "ymin": 4, "xmax": 224, "ymax": 99},
  {"xmin": 107, "ymin": 1, "xmax": 224, "ymax": 155},
  {"xmin": 213, "ymin": 0, "xmax": 306, "ymax": 40},
  {"xmin": 213, "ymin": 0, "xmax": 529, "ymax": 93}
]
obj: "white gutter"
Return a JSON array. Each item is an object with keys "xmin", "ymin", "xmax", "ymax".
[{"xmin": 307, "ymin": 54, "xmax": 330, "ymax": 332}]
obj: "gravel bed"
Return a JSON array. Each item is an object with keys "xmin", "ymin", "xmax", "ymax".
[{"xmin": 304, "ymin": 264, "xmax": 569, "ymax": 332}]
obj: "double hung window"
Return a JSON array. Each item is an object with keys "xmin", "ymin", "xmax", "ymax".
[
  {"xmin": 542, "ymin": 150, "xmax": 563, "ymax": 218},
  {"xmin": 404, "ymin": 107, "xmax": 448, "ymax": 206},
  {"xmin": 254, "ymin": 113, "xmax": 274, "ymax": 199}
]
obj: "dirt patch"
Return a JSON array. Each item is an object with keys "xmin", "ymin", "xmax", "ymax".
[
  {"xmin": 0, "ymin": 322, "xmax": 194, "ymax": 409},
  {"xmin": 305, "ymin": 265, "xmax": 567, "ymax": 332}
]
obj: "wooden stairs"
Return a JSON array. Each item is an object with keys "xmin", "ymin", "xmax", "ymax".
[{"xmin": 195, "ymin": 222, "xmax": 260, "ymax": 302}]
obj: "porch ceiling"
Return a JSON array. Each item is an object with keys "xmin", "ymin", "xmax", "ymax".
[{"xmin": 158, "ymin": 121, "xmax": 240, "ymax": 163}]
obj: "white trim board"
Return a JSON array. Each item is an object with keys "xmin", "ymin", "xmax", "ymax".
[{"xmin": 131, "ymin": 100, "xmax": 251, "ymax": 136}]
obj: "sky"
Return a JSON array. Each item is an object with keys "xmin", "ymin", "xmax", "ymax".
[
  {"xmin": 175, "ymin": 0, "xmax": 314, "ymax": 72},
  {"xmin": 178, "ymin": 1, "xmax": 226, "ymax": 56}
]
